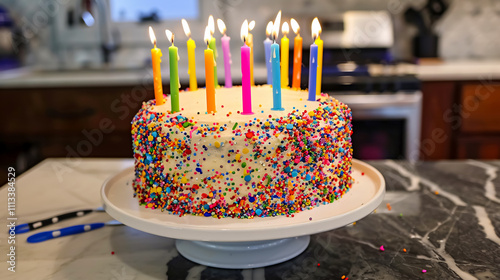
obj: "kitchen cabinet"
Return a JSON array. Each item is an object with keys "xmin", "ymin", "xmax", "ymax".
[
  {"xmin": 0, "ymin": 86, "xmax": 155, "ymax": 183},
  {"xmin": 421, "ymin": 81, "xmax": 500, "ymax": 159}
]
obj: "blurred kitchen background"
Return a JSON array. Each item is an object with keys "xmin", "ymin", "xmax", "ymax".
[{"xmin": 1, "ymin": 0, "xmax": 500, "ymax": 183}]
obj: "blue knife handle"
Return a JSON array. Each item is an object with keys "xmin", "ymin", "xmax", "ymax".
[{"xmin": 27, "ymin": 223, "xmax": 105, "ymax": 243}]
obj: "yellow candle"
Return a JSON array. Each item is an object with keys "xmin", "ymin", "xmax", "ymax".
[
  {"xmin": 246, "ymin": 33, "xmax": 254, "ymax": 86},
  {"xmin": 204, "ymin": 26, "xmax": 216, "ymax": 113},
  {"xmin": 314, "ymin": 18, "xmax": 323, "ymax": 95},
  {"xmin": 149, "ymin": 26, "xmax": 164, "ymax": 105},
  {"xmin": 246, "ymin": 20, "xmax": 255, "ymax": 86},
  {"xmin": 281, "ymin": 22, "xmax": 289, "ymax": 88},
  {"xmin": 182, "ymin": 19, "xmax": 197, "ymax": 91}
]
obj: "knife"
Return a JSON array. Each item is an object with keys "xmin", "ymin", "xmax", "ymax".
[
  {"xmin": 14, "ymin": 207, "xmax": 105, "ymax": 234},
  {"xmin": 26, "ymin": 220, "xmax": 123, "ymax": 243}
]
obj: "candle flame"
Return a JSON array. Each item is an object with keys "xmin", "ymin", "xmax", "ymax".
[
  {"xmin": 291, "ymin": 18, "xmax": 300, "ymax": 35},
  {"xmin": 241, "ymin": 20, "xmax": 249, "ymax": 43},
  {"xmin": 266, "ymin": 21, "xmax": 273, "ymax": 37},
  {"xmin": 272, "ymin": 10, "xmax": 281, "ymax": 42},
  {"xmin": 217, "ymin": 19, "xmax": 226, "ymax": 35},
  {"xmin": 312, "ymin": 17, "xmax": 321, "ymax": 40},
  {"xmin": 149, "ymin": 26, "xmax": 156, "ymax": 46},
  {"xmin": 181, "ymin": 19, "xmax": 191, "ymax": 38},
  {"xmin": 248, "ymin": 20, "xmax": 255, "ymax": 31},
  {"xmin": 208, "ymin": 15, "xmax": 215, "ymax": 35},
  {"xmin": 204, "ymin": 26, "xmax": 211, "ymax": 47},
  {"xmin": 165, "ymin": 29, "xmax": 174, "ymax": 45},
  {"xmin": 282, "ymin": 22, "xmax": 289, "ymax": 36}
]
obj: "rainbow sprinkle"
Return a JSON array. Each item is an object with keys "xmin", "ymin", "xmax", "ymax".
[{"xmin": 131, "ymin": 87, "xmax": 353, "ymax": 218}]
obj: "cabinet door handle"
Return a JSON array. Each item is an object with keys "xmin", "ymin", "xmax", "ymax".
[{"xmin": 46, "ymin": 108, "xmax": 96, "ymax": 120}]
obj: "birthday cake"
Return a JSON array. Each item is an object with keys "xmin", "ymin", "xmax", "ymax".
[{"xmin": 131, "ymin": 85, "xmax": 353, "ymax": 218}]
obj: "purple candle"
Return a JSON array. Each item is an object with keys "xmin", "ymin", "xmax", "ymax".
[
  {"xmin": 264, "ymin": 21, "xmax": 273, "ymax": 85},
  {"xmin": 217, "ymin": 19, "xmax": 232, "ymax": 88},
  {"xmin": 240, "ymin": 20, "xmax": 253, "ymax": 115}
]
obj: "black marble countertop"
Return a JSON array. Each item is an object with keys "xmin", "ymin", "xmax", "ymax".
[
  {"xmin": 3, "ymin": 159, "xmax": 499, "ymax": 279},
  {"xmin": 165, "ymin": 160, "xmax": 500, "ymax": 280}
]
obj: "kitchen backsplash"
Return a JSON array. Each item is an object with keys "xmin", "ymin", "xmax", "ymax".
[{"xmin": 436, "ymin": 0, "xmax": 500, "ymax": 59}]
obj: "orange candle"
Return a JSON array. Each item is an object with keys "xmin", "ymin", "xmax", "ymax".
[
  {"xmin": 149, "ymin": 26, "xmax": 164, "ymax": 105},
  {"xmin": 204, "ymin": 26, "xmax": 216, "ymax": 113},
  {"xmin": 291, "ymin": 18, "xmax": 302, "ymax": 90}
]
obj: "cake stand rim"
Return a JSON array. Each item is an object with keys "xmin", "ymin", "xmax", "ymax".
[{"xmin": 101, "ymin": 159, "xmax": 385, "ymax": 242}]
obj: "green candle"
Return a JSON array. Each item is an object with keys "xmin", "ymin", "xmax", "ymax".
[
  {"xmin": 166, "ymin": 29, "xmax": 179, "ymax": 113},
  {"xmin": 209, "ymin": 37, "xmax": 218, "ymax": 88}
]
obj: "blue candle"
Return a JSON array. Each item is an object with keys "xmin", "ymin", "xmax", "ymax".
[
  {"xmin": 271, "ymin": 42, "xmax": 283, "ymax": 110},
  {"xmin": 264, "ymin": 38, "xmax": 273, "ymax": 85},
  {"xmin": 308, "ymin": 43, "xmax": 318, "ymax": 101}
]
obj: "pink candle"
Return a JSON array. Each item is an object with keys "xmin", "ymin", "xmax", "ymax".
[
  {"xmin": 218, "ymin": 19, "xmax": 232, "ymax": 88},
  {"xmin": 241, "ymin": 20, "xmax": 253, "ymax": 115}
]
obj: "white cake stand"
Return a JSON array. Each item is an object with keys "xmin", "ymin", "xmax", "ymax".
[{"xmin": 101, "ymin": 159, "xmax": 385, "ymax": 269}]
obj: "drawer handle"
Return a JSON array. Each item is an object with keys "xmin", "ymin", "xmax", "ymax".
[{"xmin": 46, "ymin": 108, "xmax": 96, "ymax": 120}]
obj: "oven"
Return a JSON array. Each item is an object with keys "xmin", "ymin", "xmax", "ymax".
[
  {"xmin": 332, "ymin": 91, "xmax": 422, "ymax": 161},
  {"xmin": 298, "ymin": 10, "xmax": 422, "ymax": 161}
]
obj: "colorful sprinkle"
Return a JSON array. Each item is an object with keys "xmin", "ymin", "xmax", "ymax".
[{"xmin": 131, "ymin": 86, "xmax": 354, "ymax": 218}]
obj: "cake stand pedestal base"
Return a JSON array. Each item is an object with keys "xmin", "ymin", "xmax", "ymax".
[{"xmin": 176, "ymin": 235, "xmax": 310, "ymax": 269}]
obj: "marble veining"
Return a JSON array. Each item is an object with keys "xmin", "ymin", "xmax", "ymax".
[{"xmin": 0, "ymin": 159, "xmax": 499, "ymax": 280}]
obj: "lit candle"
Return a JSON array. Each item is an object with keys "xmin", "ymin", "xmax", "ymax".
[
  {"xmin": 281, "ymin": 21, "xmax": 289, "ymax": 88},
  {"xmin": 165, "ymin": 29, "xmax": 180, "ymax": 112},
  {"xmin": 308, "ymin": 19, "xmax": 320, "ymax": 102},
  {"xmin": 246, "ymin": 20, "xmax": 255, "ymax": 86},
  {"xmin": 240, "ymin": 20, "xmax": 253, "ymax": 115},
  {"xmin": 264, "ymin": 21, "xmax": 273, "ymax": 85},
  {"xmin": 217, "ymin": 19, "xmax": 232, "ymax": 88},
  {"xmin": 204, "ymin": 26, "xmax": 216, "ymax": 113},
  {"xmin": 313, "ymin": 17, "xmax": 323, "ymax": 95},
  {"xmin": 208, "ymin": 15, "xmax": 219, "ymax": 88},
  {"xmin": 271, "ymin": 11, "xmax": 284, "ymax": 111},
  {"xmin": 148, "ymin": 26, "xmax": 164, "ymax": 105},
  {"xmin": 290, "ymin": 18, "xmax": 303, "ymax": 90},
  {"xmin": 182, "ymin": 19, "xmax": 197, "ymax": 91}
]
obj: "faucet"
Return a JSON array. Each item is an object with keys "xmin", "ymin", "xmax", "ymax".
[
  {"xmin": 79, "ymin": 0, "xmax": 120, "ymax": 66},
  {"xmin": 94, "ymin": 0, "xmax": 119, "ymax": 65}
]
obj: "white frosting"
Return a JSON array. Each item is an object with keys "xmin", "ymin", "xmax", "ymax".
[{"xmin": 151, "ymin": 85, "xmax": 327, "ymax": 123}]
